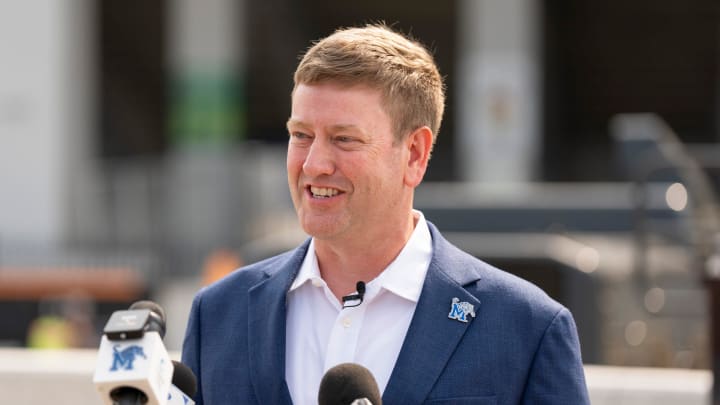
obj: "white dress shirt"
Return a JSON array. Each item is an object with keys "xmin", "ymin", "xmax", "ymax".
[{"xmin": 285, "ymin": 211, "xmax": 432, "ymax": 405}]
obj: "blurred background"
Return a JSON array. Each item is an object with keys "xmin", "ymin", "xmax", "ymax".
[{"xmin": 1, "ymin": 0, "xmax": 719, "ymax": 403}]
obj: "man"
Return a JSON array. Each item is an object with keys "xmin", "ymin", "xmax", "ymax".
[{"xmin": 182, "ymin": 24, "xmax": 590, "ymax": 404}]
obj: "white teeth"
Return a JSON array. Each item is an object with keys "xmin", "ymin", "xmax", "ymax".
[{"xmin": 310, "ymin": 186, "xmax": 339, "ymax": 198}]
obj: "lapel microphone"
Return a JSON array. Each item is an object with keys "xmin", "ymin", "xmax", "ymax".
[{"xmin": 342, "ymin": 281, "xmax": 366, "ymax": 308}]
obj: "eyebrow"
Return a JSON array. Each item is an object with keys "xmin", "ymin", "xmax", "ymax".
[
  {"xmin": 286, "ymin": 119, "xmax": 309, "ymax": 131},
  {"xmin": 329, "ymin": 124, "xmax": 364, "ymax": 134},
  {"xmin": 286, "ymin": 120, "xmax": 366, "ymax": 135}
]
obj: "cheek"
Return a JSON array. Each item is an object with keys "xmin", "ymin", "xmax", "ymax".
[
  {"xmin": 286, "ymin": 151, "xmax": 305, "ymax": 175},
  {"xmin": 379, "ymin": 149, "xmax": 407, "ymax": 181}
]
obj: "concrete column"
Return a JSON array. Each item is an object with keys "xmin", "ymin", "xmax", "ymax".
[
  {"xmin": 164, "ymin": 0, "xmax": 250, "ymax": 252},
  {"xmin": 457, "ymin": 0, "xmax": 541, "ymax": 182},
  {"xmin": 0, "ymin": 0, "xmax": 95, "ymax": 244}
]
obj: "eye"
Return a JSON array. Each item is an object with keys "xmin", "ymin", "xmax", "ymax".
[
  {"xmin": 332, "ymin": 134, "xmax": 364, "ymax": 150},
  {"xmin": 290, "ymin": 131, "xmax": 312, "ymax": 141}
]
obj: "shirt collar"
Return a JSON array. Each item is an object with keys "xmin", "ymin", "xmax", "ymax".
[
  {"xmin": 289, "ymin": 210, "xmax": 432, "ymax": 303},
  {"xmin": 369, "ymin": 210, "xmax": 431, "ymax": 303},
  {"xmin": 289, "ymin": 237, "xmax": 323, "ymax": 291}
]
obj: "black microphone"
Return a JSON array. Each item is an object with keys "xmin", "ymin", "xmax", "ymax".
[
  {"xmin": 129, "ymin": 300, "xmax": 167, "ymax": 338},
  {"xmin": 171, "ymin": 361, "xmax": 197, "ymax": 398},
  {"xmin": 342, "ymin": 281, "xmax": 366, "ymax": 308},
  {"xmin": 318, "ymin": 363, "xmax": 382, "ymax": 405},
  {"xmin": 168, "ymin": 360, "xmax": 198, "ymax": 404}
]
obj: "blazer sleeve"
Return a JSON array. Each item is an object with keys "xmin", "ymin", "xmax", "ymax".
[
  {"xmin": 521, "ymin": 307, "xmax": 590, "ymax": 405},
  {"xmin": 181, "ymin": 292, "xmax": 204, "ymax": 405}
]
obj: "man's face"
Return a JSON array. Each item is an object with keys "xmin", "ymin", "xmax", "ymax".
[{"xmin": 286, "ymin": 82, "xmax": 411, "ymax": 242}]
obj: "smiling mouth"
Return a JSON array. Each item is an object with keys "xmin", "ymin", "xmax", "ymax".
[{"xmin": 309, "ymin": 186, "xmax": 340, "ymax": 198}]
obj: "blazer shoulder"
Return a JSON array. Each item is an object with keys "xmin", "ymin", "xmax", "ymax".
[
  {"xmin": 477, "ymin": 261, "xmax": 563, "ymax": 313},
  {"xmin": 455, "ymin": 253, "xmax": 571, "ymax": 343},
  {"xmin": 428, "ymin": 223, "xmax": 565, "ymax": 319}
]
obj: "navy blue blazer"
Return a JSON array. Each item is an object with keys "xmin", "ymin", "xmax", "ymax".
[{"xmin": 182, "ymin": 223, "xmax": 590, "ymax": 404}]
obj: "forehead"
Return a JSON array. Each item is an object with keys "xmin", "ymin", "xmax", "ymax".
[{"xmin": 289, "ymin": 83, "xmax": 390, "ymax": 129}]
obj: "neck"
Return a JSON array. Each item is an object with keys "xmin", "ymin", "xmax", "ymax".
[{"xmin": 315, "ymin": 211, "xmax": 418, "ymax": 301}]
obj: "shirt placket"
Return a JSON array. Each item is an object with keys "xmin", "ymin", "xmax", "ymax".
[{"xmin": 323, "ymin": 303, "xmax": 367, "ymax": 371}]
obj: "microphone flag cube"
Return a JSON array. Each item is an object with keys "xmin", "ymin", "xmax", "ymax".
[{"xmin": 93, "ymin": 331, "xmax": 173, "ymax": 405}]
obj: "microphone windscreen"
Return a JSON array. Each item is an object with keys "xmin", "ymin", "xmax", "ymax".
[
  {"xmin": 318, "ymin": 363, "xmax": 382, "ymax": 405},
  {"xmin": 129, "ymin": 300, "xmax": 167, "ymax": 338},
  {"xmin": 129, "ymin": 300, "xmax": 166, "ymax": 322},
  {"xmin": 171, "ymin": 360, "xmax": 198, "ymax": 398}
]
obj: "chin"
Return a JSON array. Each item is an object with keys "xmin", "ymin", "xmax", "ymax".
[
  {"xmin": 302, "ymin": 225, "xmax": 337, "ymax": 240},
  {"xmin": 300, "ymin": 218, "xmax": 346, "ymax": 240}
]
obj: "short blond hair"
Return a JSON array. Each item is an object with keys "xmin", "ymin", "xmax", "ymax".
[{"xmin": 293, "ymin": 24, "xmax": 445, "ymax": 146}]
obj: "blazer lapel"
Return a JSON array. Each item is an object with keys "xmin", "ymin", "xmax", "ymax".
[
  {"xmin": 247, "ymin": 241, "xmax": 309, "ymax": 405},
  {"xmin": 383, "ymin": 225, "xmax": 482, "ymax": 405}
]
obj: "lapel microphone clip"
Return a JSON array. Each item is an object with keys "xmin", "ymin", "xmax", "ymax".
[{"xmin": 342, "ymin": 281, "xmax": 366, "ymax": 308}]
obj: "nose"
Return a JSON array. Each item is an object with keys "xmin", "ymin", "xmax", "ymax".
[{"xmin": 302, "ymin": 138, "xmax": 335, "ymax": 177}]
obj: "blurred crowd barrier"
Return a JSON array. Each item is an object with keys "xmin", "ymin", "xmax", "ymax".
[{"xmin": 0, "ymin": 348, "xmax": 710, "ymax": 404}]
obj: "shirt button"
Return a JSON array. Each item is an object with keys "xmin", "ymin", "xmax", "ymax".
[
  {"xmin": 342, "ymin": 317, "xmax": 352, "ymax": 328},
  {"xmin": 311, "ymin": 279, "xmax": 323, "ymax": 287}
]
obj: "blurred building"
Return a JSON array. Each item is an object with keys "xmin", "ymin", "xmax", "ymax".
[{"xmin": 0, "ymin": 0, "xmax": 718, "ymax": 373}]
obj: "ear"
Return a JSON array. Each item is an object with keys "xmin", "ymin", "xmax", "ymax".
[{"xmin": 403, "ymin": 126, "xmax": 433, "ymax": 188}]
